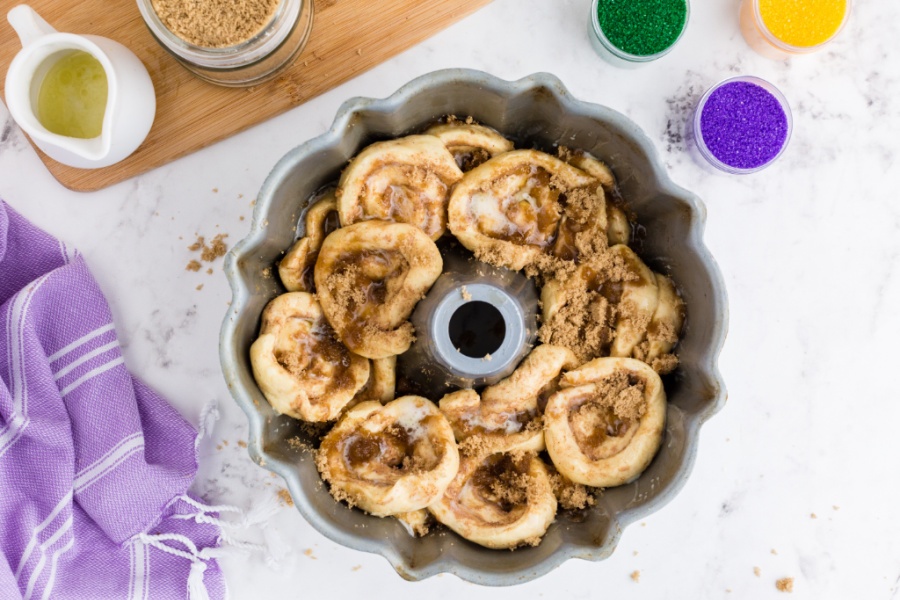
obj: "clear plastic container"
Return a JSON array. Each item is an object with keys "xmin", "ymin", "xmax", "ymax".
[
  {"xmin": 588, "ymin": 0, "xmax": 690, "ymax": 67},
  {"xmin": 137, "ymin": 0, "xmax": 313, "ymax": 87},
  {"xmin": 692, "ymin": 75, "xmax": 793, "ymax": 174},
  {"xmin": 740, "ymin": 0, "xmax": 851, "ymax": 60}
]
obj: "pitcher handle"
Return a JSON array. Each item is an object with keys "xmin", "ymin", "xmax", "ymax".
[{"xmin": 7, "ymin": 5, "xmax": 57, "ymax": 47}]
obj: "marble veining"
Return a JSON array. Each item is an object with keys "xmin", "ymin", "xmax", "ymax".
[{"xmin": 2, "ymin": 0, "xmax": 900, "ymax": 598}]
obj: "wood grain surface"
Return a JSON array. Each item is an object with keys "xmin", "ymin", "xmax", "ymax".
[{"xmin": 0, "ymin": 0, "xmax": 492, "ymax": 191}]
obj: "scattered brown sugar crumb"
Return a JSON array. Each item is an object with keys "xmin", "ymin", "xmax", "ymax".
[
  {"xmin": 754, "ymin": 567, "xmax": 761, "ymax": 577},
  {"xmin": 303, "ymin": 548, "xmax": 317, "ymax": 560},
  {"xmin": 460, "ymin": 285, "xmax": 472, "ymax": 301},
  {"xmin": 775, "ymin": 577, "xmax": 794, "ymax": 593},
  {"xmin": 186, "ymin": 260, "xmax": 202, "ymax": 272},
  {"xmin": 201, "ymin": 234, "xmax": 229, "ymax": 262},
  {"xmin": 630, "ymin": 570, "xmax": 641, "ymax": 583},
  {"xmin": 237, "ymin": 440, "xmax": 247, "ymax": 448},
  {"xmin": 212, "ymin": 188, "xmax": 218, "ymax": 193},
  {"xmin": 832, "ymin": 505, "xmax": 840, "ymax": 510},
  {"xmin": 771, "ymin": 548, "xmax": 778, "ymax": 555},
  {"xmin": 483, "ymin": 353, "xmax": 492, "ymax": 361},
  {"xmin": 277, "ymin": 488, "xmax": 294, "ymax": 507},
  {"xmin": 195, "ymin": 284, "xmax": 204, "ymax": 291},
  {"xmin": 188, "ymin": 237, "xmax": 204, "ymax": 252},
  {"xmin": 207, "ymin": 268, "xmax": 214, "ymax": 275},
  {"xmin": 240, "ymin": 215, "xmax": 245, "ymax": 221},
  {"xmin": 351, "ymin": 565, "xmax": 362, "ymax": 572},
  {"xmin": 810, "ymin": 512, "xmax": 817, "ymax": 519},
  {"xmin": 151, "ymin": 0, "xmax": 279, "ymax": 48}
]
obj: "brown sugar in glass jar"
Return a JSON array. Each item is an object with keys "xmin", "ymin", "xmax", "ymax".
[{"xmin": 137, "ymin": 0, "xmax": 313, "ymax": 86}]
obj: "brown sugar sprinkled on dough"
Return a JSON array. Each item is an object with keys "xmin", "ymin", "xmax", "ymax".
[
  {"xmin": 775, "ymin": 577, "xmax": 794, "ymax": 593},
  {"xmin": 151, "ymin": 0, "xmax": 279, "ymax": 48},
  {"xmin": 537, "ymin": 249, "xmax": 636, "ymax": 362},
  {"xmin": 549, "ymin": 473, "xmax": 596, "ymax": 510},
  {"xmin": 186, "ymin": 260, "xmax": 202, "ymax": 272}
]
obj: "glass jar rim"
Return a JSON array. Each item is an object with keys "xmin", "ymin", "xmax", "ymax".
[
  {"xmin": 590, "ymin": 0, "xmax": 691, "ymax": 62},
  {"xmin": 136, "ymin": 0, "xmax": 300, "ymax": 67},
  {"xmin": 751, "ymin": 0, "xmax": 852, "ymax": 54},
  {"xmin": 692, "ymin": 75, "xmax": 793, "ymax": 174}
]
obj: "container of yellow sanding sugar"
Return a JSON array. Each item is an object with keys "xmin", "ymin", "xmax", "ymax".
[{"xmin": 740, "ymin": 0, "xmax": 851, "ymax": 59}]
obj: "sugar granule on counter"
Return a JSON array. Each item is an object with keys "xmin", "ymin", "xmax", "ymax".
[
  {"xmin": 196, "ymin": 284, "xmax": 204, "ymax": 291},
  {"xmin": 699, "ymin": 81, "xmax": 788, "ymax": 170},
  {"xmin": 303, "ymin": 548, "xmax": 316, "ymax": 559},
  {"xmin": 776, "ymin": 577, "xmax": 794, "ymax": 593},
  {"xmin": 630, "ymin": 570, "xmax": 641, "ymax": 582},
  {"xmin": 277, "ymin": 488, "xmax": 294, "ymax": 507},
  {"xmin": 186, "ymin": 260, "xmax": 202, "ymax": 272},
  {"xmin": 754, "ymin": 566, "xmax": 761, "ymax": 577},
  {"xmin": 596, "ymin": 0, "xmax": 687, "ymax": 56}
]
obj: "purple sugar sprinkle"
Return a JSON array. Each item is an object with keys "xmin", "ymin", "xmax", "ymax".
[{"xmin": 699, "ymin": 81, "xmax": 788, "ymax": 170}]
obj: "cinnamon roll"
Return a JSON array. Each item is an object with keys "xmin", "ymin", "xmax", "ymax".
[
  {"xmin": 447, "ymin": 149, "xmax": 607, "ymax": 272},
  {"xmin": 314, "ymin": 221, "xmax": 443, "ymax": 359},
  {"xmin": 558, "ymin": 147, "xmax": 632, "ymax": 246},
  {"xmin": 633, "ymin": 273, "xmax": 685, "ymax": 374},
  {"xmin": 317, "ymin": 396, "xmax": 460, "ymax": 516},
  {"xmin": 354, "ymin": 356, "xmax": 397, "ymax": 404},
  {"xmin": 336, "ymin": 135, "xmax": 464, "ymax": 241},
  {"xmin": 277, "ymin": 193, "xmax": 341, "ymax": 292},
  {"xmin": 425, "ymin": 122, "xmax": 514, "ymax": 171},
  {"xmin": 249, "ymin": 292, "xmax": 369, "ymax": 422},
  {"xmin": 439, "ymin": 345, "xmax": 578, "ymax": 454},
  {"xmin": 544, "ymin": 357, "xmax": 666, "ymax": 487},
  {"xmin": 539, "ymin": 244, "xmax": 660, "ymax": 362},
  {"xmin": 428, "ymin": 450, "xmax": 557, "ymax": 549}
]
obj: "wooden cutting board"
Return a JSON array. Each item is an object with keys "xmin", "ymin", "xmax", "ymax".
[{"xmin": 0, "ymin": 0, "xmax": 492, "ymax": 191}]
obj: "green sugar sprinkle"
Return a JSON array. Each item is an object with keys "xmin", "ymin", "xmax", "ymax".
[{"xmin": 596, "ymin": 0, "xmax": 688, "ymax": 57}]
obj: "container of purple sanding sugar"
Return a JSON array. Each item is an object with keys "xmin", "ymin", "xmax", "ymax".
[{"xmin": 692, "ymin": 76, "xmax": 792, "ymax": 174}]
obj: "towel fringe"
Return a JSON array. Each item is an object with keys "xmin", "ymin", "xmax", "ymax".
[{"xmin": 194, "ymin": 400, "xmax": 220, "ymax": 451}]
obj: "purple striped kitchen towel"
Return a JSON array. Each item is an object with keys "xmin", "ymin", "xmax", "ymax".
[{"xmin": 0, "ymin": 201, "xmax": 225, "ymax": 600}]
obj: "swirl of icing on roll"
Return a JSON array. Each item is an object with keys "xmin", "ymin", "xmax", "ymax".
[
  {"xmin": 425, "ymin": 121, "xmax": 514, "ymax": 171},
  {"xmin": 544, "ymin": 357, "xmax": 665, "ymax": 487},
  {"xmin": 428, "ymin": 450, "xmax": 557, "ymax": 549},
  {"xmin": 557, "ymin": 147, "xmax": 632, "ymax": 246},
  {"xmin": 539, "ymin": 244, "xmax": 660, "ymax": 362},
  {"xmin": 278, "ymin": 193, "xmax": 341, "ymax": 293},
  {"xmin": 317, "ymin": 396, "xmax": 460, "ymax": 516},
  {"xmin": 336, "ymin": 135, "xmax": 464, "ymax": 241},
  {"xmin": 314, "ymin": 221, "xmax": 443, "ymax": 359},
  {"xmin": 439, "ymin": 345, "xmax": 579, "ymax": 454},
  {"xmin": 249, "ymin": 292, "xmax": 370, "ymax": 422},
  {"xmin": 448, "ymin": 149, "xmax": 608, "ymax": 272}
]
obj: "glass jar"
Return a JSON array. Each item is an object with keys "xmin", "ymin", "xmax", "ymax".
[
  {"xmin": 740, "ymin": 0, "xmax": 851, "ymax": 60},
  {"xmin": 588, "ymin": 0, "xmax": 690, "ymax": 68},
  {"xmin": 136, "ymin": 0, "xmax": 313, "ymax": 87},
  {"xmin": 691, "ymin": 76, "xmax": 793, "ymax": 175}
]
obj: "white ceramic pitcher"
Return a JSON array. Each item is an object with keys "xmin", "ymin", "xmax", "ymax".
[{"xmin": 4, "ymin": 5, "xmax": 156, "ymax": 169}]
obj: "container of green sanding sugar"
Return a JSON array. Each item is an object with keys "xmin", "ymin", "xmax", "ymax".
[
  {"xmin": 693, "ymin": 76, "xmax": 792, "ymax": 174},
  {"xmin": 590, "ymin": 0, "xmax": 690, "ymax": 66}
]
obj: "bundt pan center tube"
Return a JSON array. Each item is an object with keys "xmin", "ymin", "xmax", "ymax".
[{"xmin": 220, "ymin": 69, "xmax": 729, "ymax": 585}]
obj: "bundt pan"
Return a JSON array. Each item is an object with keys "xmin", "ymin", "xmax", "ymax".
[{"xmin": 220, "ymin": 69, "xmax": 728, "ymax": 585}]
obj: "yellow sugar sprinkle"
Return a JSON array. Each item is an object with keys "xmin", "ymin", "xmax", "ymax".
[{"xmin": 758, "ymin": 0, "xmax": 848, "ymax": 47}]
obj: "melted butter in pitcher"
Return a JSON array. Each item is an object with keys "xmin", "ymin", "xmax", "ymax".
[{"xmin": 37, "ymin": 51, "xmax": 108, "ymax": 139}]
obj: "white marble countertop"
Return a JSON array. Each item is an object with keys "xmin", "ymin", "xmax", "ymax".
[{"xmin": 3, "ymin": 0, "xmax": 899, "ymax": 598}]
